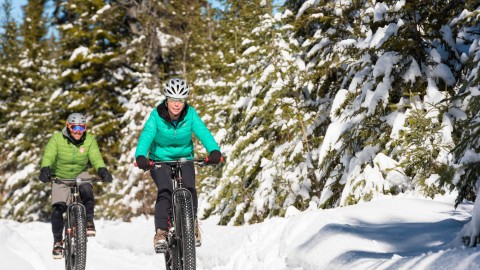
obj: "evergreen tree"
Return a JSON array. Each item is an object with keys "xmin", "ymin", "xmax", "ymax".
[
  {"xmin": 449, "ymin": 1, "xmax": 480, "ymax": 205},
  {"xmin": 122, "ymin": 0, "xmax": 174, "ymax": 85},
  {"xmin": 52, "ymin": 0, "xmax": 136, "ymax": 164},
  {"xmin": 437, "ymin": 0, "xmax": 480, "ymax": 242},
  {"xmin": 0, "ymin": 0, "xmax": 22, "ymax": 216},
  {"xmin": 0, "ymin": 0, "xmax": 21, "ymax": 107},
  {"xmin": 101, "ymin": 82, "xmax": 162, "ymax": 220},
  {"xmin": 284, "ymin": 0, "xmax": 466, "ymax": 208},
  {"xmin": 198, "ymin": 3, "xmax": 323, "ymax": 225},
  {"xmin": 0, "ymin": 0, "xmax": 58, "ymax": 221},
  {"xmin": 21, "ymin": 0, "xmax": 48, "ymax": 59},
  {"xmin": 0, "ymin": 0, "xmax": 19, "ymax": 60}
]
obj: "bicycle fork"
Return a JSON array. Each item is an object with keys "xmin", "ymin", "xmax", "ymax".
[{"xmin": 65, "ymin": 203, "xmax": 87, "ymax": 237}]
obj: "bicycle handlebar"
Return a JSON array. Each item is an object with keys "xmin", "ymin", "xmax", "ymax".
[
  {"xmin": 134, "ymin": 157, "xmax": 225, "ymax": 169},
  {"xmin": 50, "ymin": 177, "xmax": 103, "ymax": 186}
]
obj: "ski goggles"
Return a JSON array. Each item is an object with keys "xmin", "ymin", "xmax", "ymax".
[
  {"xmin": 167, "ymin": 97, "xmax": 186, "ymax": 104},
  {"xmin": 67, "ymin": 123, "xmax": 86, "ymax": 133}
]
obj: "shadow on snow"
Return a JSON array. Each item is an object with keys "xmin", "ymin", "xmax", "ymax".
[{"xmin": 292, "ymin": 217, "xmax": 474, "ymax": 269}]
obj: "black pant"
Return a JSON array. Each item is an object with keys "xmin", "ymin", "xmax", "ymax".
[
  {"xmin": 51, "ymin": 183, "xmax": 94, "ymax": 242},
  {"xmin": 151, "ymin": 162, "xmax": 196, "ymax": 231}
]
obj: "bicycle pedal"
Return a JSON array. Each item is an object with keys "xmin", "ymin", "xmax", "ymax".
[
  {"xmin": 154, "ymin": 240, "xmax": 167, "ymax": 253},
  {"xmin": 155, "ymin": 245, "xmax": 167, "ymax": 253}
]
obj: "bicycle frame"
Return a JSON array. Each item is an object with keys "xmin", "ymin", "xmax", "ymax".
[
  {"xmin": 170, "ymin": 160, "xmax": 194, "ymax": 227},
  {"xmin": 51, "ymin": 177, "xmax": 100, "ymax": 270},
  {"xmin": 52, "ymin": 177, "xmax": 100, "ymax": 230},
  {"xmin": 135, "ymin": 157, "xmax": 223, "ymax": 270},
  {"xmin": 147, "ymin": 159, "xmax": 208, "ymax": 270}
]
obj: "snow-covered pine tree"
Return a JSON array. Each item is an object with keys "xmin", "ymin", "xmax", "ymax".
[
  {"xmin": 449, "ymin": 3, "xmax": 480, "ymax": 205},
  {"xmin": 438, "ymin": 1, "xmax": 480, "ymax": 243},
  {"xmin": 100, "ymin": 82, "xmax": 162, "ymax": 220},
  {"xmin": 0, "ymin": 0, "xmax": 59, "ymax": 221},
  {"xmin": 198, "ymin": 2, "xmax": 323, "ymax": 225},
  {"xmin": 0, "ymin": 0, "xmax": 24, "ymax": 217},
  {"xmin": 288, "ymin": 0, "xmax": 465, "ymax": 208},
  {"xmin": 0, "ymin": 0, "xmax": 21, "ymax": 125},
  {"xmin": 52, "ymin": 0, "xmax": 136, "ymax": 165}
]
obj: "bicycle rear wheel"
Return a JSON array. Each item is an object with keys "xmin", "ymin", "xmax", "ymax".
[
  {"xmin": 174, "ymin": 189, "xmax": 196, "ymax": 270},
  {"xmin": 64, "ymin": 204, "xmax": 88, "ymax": 270}
]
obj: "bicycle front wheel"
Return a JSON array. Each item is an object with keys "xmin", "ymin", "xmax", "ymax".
[
  {"xmin": 64, "ymin": 204, "xmax": 88, "ymax": 270},
  {"xmin": 174, "ymin": 189, "xmax": 196, "ymax": 270}
]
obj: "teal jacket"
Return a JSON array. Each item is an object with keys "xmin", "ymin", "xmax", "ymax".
[
  {"xmin": 41, "ymin": 128, "xmax": 106, "ymax": 178},
  {"xmin": 135, "ymin": 102, "xmax": 220, "ymax": 161}
]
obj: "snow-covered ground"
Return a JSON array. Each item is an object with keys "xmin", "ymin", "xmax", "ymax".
[{"xmin": 2, "ymin": 194, "xmax": 480, "ymax": 270}]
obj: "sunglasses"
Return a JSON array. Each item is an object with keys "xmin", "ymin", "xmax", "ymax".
[
  {"xmin": 68, "ymin": 124, "xmax": 86, "ymax": 133},
  {"xmin": 168, "ymin": 98, "xmax": 186, "ymax": 103}
]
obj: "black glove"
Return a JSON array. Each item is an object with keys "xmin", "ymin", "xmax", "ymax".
[
  {"xmin": 98, "ymin": 167, "xmax": 113, "ymax": 182},
  {"xmin": 39, "ymin": 167, "xmax": 51, "ymax": 183},
  {"xmin": 136, "ymin": 155, "xmax": 150, "ymax": 170},
  {"xmin": 207, "ymin": 150, "xmax": 222, "ymax": 164}
]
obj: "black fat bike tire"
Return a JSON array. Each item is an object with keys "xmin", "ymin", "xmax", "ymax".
[
  {"xmin": 64, "ymin": 204, "xmax": 88, "ymax": 270},
  {"xmin": 169, "ymin": 189, "xmax": 196, "ymax": 270},
  {"xmin": 178, "ymin": 189, "xmax": 196, "ymax": 270}
]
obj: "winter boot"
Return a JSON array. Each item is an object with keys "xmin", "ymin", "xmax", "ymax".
[
  {"xmin": 154, "ymin": 229, "xmax": 168, "ymax": 253},
  {"xmin": 52, "ymin": 240, "xmax": 63, "ymax": 259},
  {"xmin": 86, "ymin": 221, "xmax": 96, "ymax": 237}
]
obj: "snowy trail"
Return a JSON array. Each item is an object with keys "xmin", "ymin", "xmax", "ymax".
[
  {"xmin": 2, "ymin": 196, "xmax": 480, "ymax": 270},
  {"xmin": 1, "ymin": 217, "xmax": 244, "ymax": 270},
  {"xmin": 0, "ymin": 220, "xmax": 164, "ymax": 270}
]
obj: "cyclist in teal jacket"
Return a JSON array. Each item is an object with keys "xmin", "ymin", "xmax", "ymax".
[{"xmin": 135, "ymin": 78, "xmax": 222, "ymax": 252}]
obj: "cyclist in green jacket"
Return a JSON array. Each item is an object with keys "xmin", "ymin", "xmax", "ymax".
[
  {"xmin": 135, "ymin": 78, "xmax": 222, "ymax": 253},
  {"xmin": 39, "ymin": 113, "xmax": 113, "ymax": 259}
]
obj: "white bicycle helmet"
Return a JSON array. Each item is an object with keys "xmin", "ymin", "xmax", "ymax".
[
  {"xmin": 163, "ymin": 78, "xmax": 190, "ymax": 99},
  {"xmin": 67, "ymin": 113, "xmax": 86, "ymax": 125}
]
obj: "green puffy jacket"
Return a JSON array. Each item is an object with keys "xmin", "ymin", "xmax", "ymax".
[
  {"xmin": 40, "ymin": 128, "xmax": 106, "ymax": 178},
  {"xmin": 135, "ymin": 102, "xmax": 220, "ymax": 161}
]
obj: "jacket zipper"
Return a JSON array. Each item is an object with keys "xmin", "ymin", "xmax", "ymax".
[
  {"xmin": 172, "ymin": 121, "xmax": 180, "ymax": 139},
  {"xmin": 71, "ymin": 143, "xmax": 77, "ymax": 174}
]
